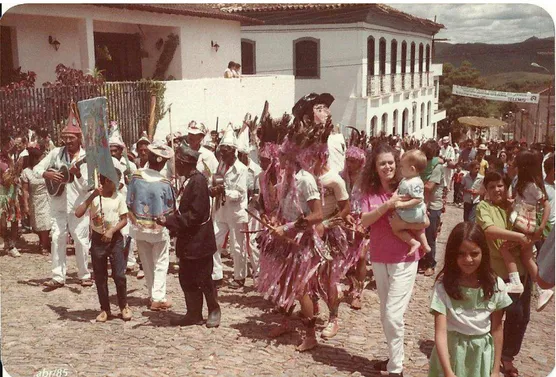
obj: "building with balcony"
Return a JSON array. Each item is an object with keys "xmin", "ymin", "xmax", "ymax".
[{"xmin": 229, "ymin": 3, "xmax": 447, "ymax": 138}]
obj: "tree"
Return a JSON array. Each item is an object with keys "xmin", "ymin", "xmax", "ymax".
[{"xmin": 437, "ymin": 61, "xmax": 489, "ymax": 140}]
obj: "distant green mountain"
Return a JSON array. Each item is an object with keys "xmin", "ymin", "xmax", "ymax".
[{"xmin": 434, "ymin": 37, "xmax": 555, "ymax": 76}]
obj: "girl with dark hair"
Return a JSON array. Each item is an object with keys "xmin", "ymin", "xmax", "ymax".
[
  {"xmin": 357, "ymin": 142, "xmax": 428, "ymax": 376},
  {"xmin": 428, "ymin": 222, "xmax": 511, "ymax": 377},
  {"xmin": 502, "ymin": 150, "xmax": 550, "ymax": 294}
]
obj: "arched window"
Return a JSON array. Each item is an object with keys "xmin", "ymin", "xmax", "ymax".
[
  {"xmin": 418, "ymin": 43, "xmax": 424, "ymax": 73},
  {"xmin": 425, "ymin": 44, "xmax": 431, "ymax": 72},
  {"xmin": 367, "ymin": 36, "xmax": 375, "ymax": 76},
  {"xmin": 402, "ymin": 108, "xmax": 409, "ymax": 136},
  {"xmin": 410, "ymin": 42, "xmax": 416, "ymax": 73},
  {"xmin": 379, "ymin": 38, "xmax": 386, "ymax": 75},
  {"xmin": 427, "ymin": 101, "xmax": 432, "ymax": 128},
  {"xmin": 393, "ymin": 109, "xmax": 399, "ymax": 136},
  {"xmin": 401, "ymin": 41, "xmax": 407, "ymax": 74},
  {"xmin": 390, "ymin": 39, "xmax": 397, "ymax": 74},
  {"xmin": 293, "ymin": 37, "xmax": 320, "ymax": 78},
  {"xmin": 241, "ymin": 39, "xmax": 256, "ymax": 75},
  {"xmin": 381, "ymin": 112, "xmax": 388, "ymax": 134},
  {"xmin": 370, "ymin": 116, "xmax": 378, "ymax": 137},
  {"xmin": 420, "ymin": 103, "xmax": 425, "ymax": 129}
]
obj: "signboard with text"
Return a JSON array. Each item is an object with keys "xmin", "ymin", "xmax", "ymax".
[{"xmin": 453, "ymin": 85, "xmax": 540, "ymax": 104}]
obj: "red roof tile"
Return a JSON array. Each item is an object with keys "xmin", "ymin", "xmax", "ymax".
[
  {"xmin": 96, "ymin": 4, "xmax": 263, "ymax": 25},
  {"xmin": 219, "ymin": 3, "xmax": 444, "ymax": 30}
]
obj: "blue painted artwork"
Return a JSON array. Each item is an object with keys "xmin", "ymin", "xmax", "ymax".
[{"xmin": 77, "ymin": 97, "xmax": 119, "ymax": 186}]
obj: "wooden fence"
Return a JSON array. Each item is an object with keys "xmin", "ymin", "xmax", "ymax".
[{"xmin": 0, "ymin": 81, "xmax": 153, "ymax": 146}]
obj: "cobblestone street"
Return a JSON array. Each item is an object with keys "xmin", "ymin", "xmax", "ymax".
[{"xmin": 1, "ymin": 204, "xmax": 554, "ymax": 377}]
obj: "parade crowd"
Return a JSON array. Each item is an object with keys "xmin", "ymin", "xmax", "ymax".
[{"xmin": 0, "ymin": 92, "xmax": 554, "ymax": 377}]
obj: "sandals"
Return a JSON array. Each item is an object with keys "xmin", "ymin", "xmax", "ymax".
[
  {"xmin": 42, "ymin": 279, "xmax": 64, "ymax": 291},
  {"xmin": 501, "ymin": 360, "xmax": 519, "ymax": 377}
]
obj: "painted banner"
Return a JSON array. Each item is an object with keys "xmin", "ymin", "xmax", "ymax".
[
  {"xmin": 78, "ymin": 97, "xmax": 119, "ymax": 186},
  {"xmin": 452, "ymin": 85, "xmax": 540, "ymax": 104}
]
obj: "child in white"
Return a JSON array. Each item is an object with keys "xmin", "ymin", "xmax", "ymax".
[
  {"xmin": 502, "ymin": 150, "xmax": 550, "ymax": 294},
  {"xmin": 393, "ymin": 149, "xmax": 431, "ymax": 255},
  {"xmin": 428, "ymin": 222, "xmax": 512, "ymax": 377}
]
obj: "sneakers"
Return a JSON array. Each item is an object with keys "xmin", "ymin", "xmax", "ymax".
[
  {"xmin": 537, "ymin": 288, "xmax": 554, "ymax": 312},
  {"xmin": 321, "ymin": 318, "xmax": 339, "ymax": 339},
  {"xmin": 96, "ymin": 311, "xmax": 109, "ymax": 322},
  {"xmin": 8, "ymin": 247, "xmax": 21, "ymax": 257},
  {"xmin": 507, "ymin": 281, "xmax": 525, "ymax": 294},
  {"xmin": 507, "ymin": 272, "xmax": 524, "ymax": 294},
  {"xmin": 121, "ymin": 305, "xmax": 133, "ymax": 321},
  {"xmin": 150, "ymin": 300, "xmax": 172, "ymax": 311}
]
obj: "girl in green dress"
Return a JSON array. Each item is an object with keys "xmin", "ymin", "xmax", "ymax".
[{"xmin": 428, "ymin": 222, "xmax": 512, "ymax": 377}]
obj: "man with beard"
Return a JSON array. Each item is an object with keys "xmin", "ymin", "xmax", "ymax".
[{"xmin": 34, "ymin": 106, "xmax": 92, "ymax": 290}]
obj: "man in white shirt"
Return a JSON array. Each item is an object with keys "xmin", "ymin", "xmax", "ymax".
[
  {"xmin": 439, "ymin": 136, "xmax": 456, "ymax": 189},
  {"xmin": 109, "ymin": 134, "xmax": 138, "ymax": 271},
  {"xmin": 210, "ymin": 125, "xmax": 249, "ymax": 289},
  {"xmin": 185, "ymin": 121, "xmax": 219, "ymax": 181},
  {"xmin": 327, "ymin": 129, "xmax": 346, "ymax": 173},
  {"xmin": 34, "ymin": 109, "xmax": 92, "ymax": 290},
  {"xmin": 462, "ymin": 160, "xmax": 483, "ymax": 223},
  {"xmin": 237, "ymin": 126, "xmax": 262, "ymax": 279}
]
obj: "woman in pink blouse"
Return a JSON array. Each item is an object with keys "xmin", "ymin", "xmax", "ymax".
[{"xmin": 358, "ymin": 143, "xmax": 429, "ymax": 377}]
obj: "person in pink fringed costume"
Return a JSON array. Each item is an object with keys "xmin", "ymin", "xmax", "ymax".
[
  {"xmin": 340, "ymin": 131, "xmax": 371, "ymax": 310},
  {"xmin": 257, "ymin": 93, "xmax": 344, "ymax": 352}
]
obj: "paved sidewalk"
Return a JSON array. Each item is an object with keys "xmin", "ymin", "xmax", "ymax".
[{"xmin": 1, "ymin": 204, "xmax": 554, "ymax": 377}]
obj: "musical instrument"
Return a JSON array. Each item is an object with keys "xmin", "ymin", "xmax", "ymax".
[
  {"xmin": 45, "ymin": 157, "xmax": 87, "ymax": 196},
  {"xmin": 212, "ymin": 173, "xmax": 226, "ymax": 207}
]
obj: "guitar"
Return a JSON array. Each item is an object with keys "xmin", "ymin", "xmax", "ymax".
[{"xmin": 45, "ymin": 157, "xmax": 87, "ymax": 196}]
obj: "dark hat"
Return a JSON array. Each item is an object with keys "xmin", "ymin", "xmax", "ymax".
[
  {"xmin": 176, "ymin": 144, "xmax": 200, "ymax": 164},
  {"xmin": 292, "ymin": 92, "xmax": 334, "ymax": 120}
]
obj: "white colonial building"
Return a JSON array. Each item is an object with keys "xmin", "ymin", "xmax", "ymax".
[
  {"xmin": 229, "ymin": 3, "xmax": 447, "ymax": 138},
  {"xmin": 0, "ymin": 4, "xmax": 295, "ymax": 138}
]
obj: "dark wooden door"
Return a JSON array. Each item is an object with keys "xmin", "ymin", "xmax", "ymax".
[{"xmin": 94, "ymin": 32, "xmax": 142, "ymax": 81}]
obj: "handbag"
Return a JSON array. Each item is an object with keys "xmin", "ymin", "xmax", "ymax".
[{"xmin": 509, "ymin": 201, "xmax": 538, "ymax": 234}]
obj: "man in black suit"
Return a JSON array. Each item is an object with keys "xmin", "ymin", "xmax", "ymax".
[{"xmin": 156, "ymin": 145, "xmax": 220, "ymax": 328}]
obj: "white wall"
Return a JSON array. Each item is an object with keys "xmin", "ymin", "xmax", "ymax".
[
  {"xmin": 3, "ymin": 4, "xmax": 243, "ymax": 85},
  {"xmin": 1, "ymin": 13, "xmax": 86, "ymax": 84},
  {"xmin": 242, "ymin": 25, "xmax": 364, "ymax": 127},
  {"xmin": 242, "ymin": 22, "xmax": 442, "ymax": 138},
  {"xmin": 153, "ymin": 75, "xmax": 295, "ymax": 140}
]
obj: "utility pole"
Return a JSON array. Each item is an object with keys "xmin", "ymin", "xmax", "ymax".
[{"xmin": 531, "ymin": 63, "xmax": 554, "ymax": 143}]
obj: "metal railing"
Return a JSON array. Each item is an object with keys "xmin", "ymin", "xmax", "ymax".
[{"xmin": 367, "ymin": 71, "xmax": 433, "ymax": 96}]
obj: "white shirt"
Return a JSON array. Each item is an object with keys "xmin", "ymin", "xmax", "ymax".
[
  {"xmin": 33, "ymin": 146, "xmax": 89, "ymax": 213},
  {"xmin": 430, "ymin": 278, "xmax": 512, "ymax": 336},
  {"xmin": 327, "ymin": 133, "xmax": 346, "ymax": 173},
  {"xmin": 214, "ymin": 158, "xmax": 249, "ymax": 223},
  {"xmin": 281, "ymin": 170, "xmax": 320, "ymax": 222},
  {"xmin": 462, "ymin": 173, "xmax": 484, "ymax": 204},
  {"xmin": 197, "ymin": 146, "xmax": 219, "ymax": 181},
  {"xmin": 440, "ymin": 145, "xmax": 455, "ymax": 166},
  {"xmin": 319, "ymin": 170, "xmax": 349, "ymax": 219}
]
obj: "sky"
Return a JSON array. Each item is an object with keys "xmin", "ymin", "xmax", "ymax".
[{"xmin": 390, "ymin": 2, "xmax": 555, "ymax": 44}]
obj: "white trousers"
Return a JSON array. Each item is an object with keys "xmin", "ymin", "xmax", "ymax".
[
  {"xmin": 136, "ymin": 238, "xmax": 170, "ymax": 302},
  {"xmin": 372, "ymin": 261, "xmax": 419, "ymax": 374},
  {"xmin": 50, "ymin": 211, "xmax": 91, "ymax": 283},
  {"xmin": 212, "ymin": 220, "xmax": 248, "ymax": 281},
  {"xmin": 127, "ymin": 238, "xmax": 137, "ymax": 267},
  {"xmin": 247, "ymin": 211, "xmax": 261, "ymax": 278},
  {"xmin": 443, "ymin": 166, "xmax": 453, "ymax": 188}
]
